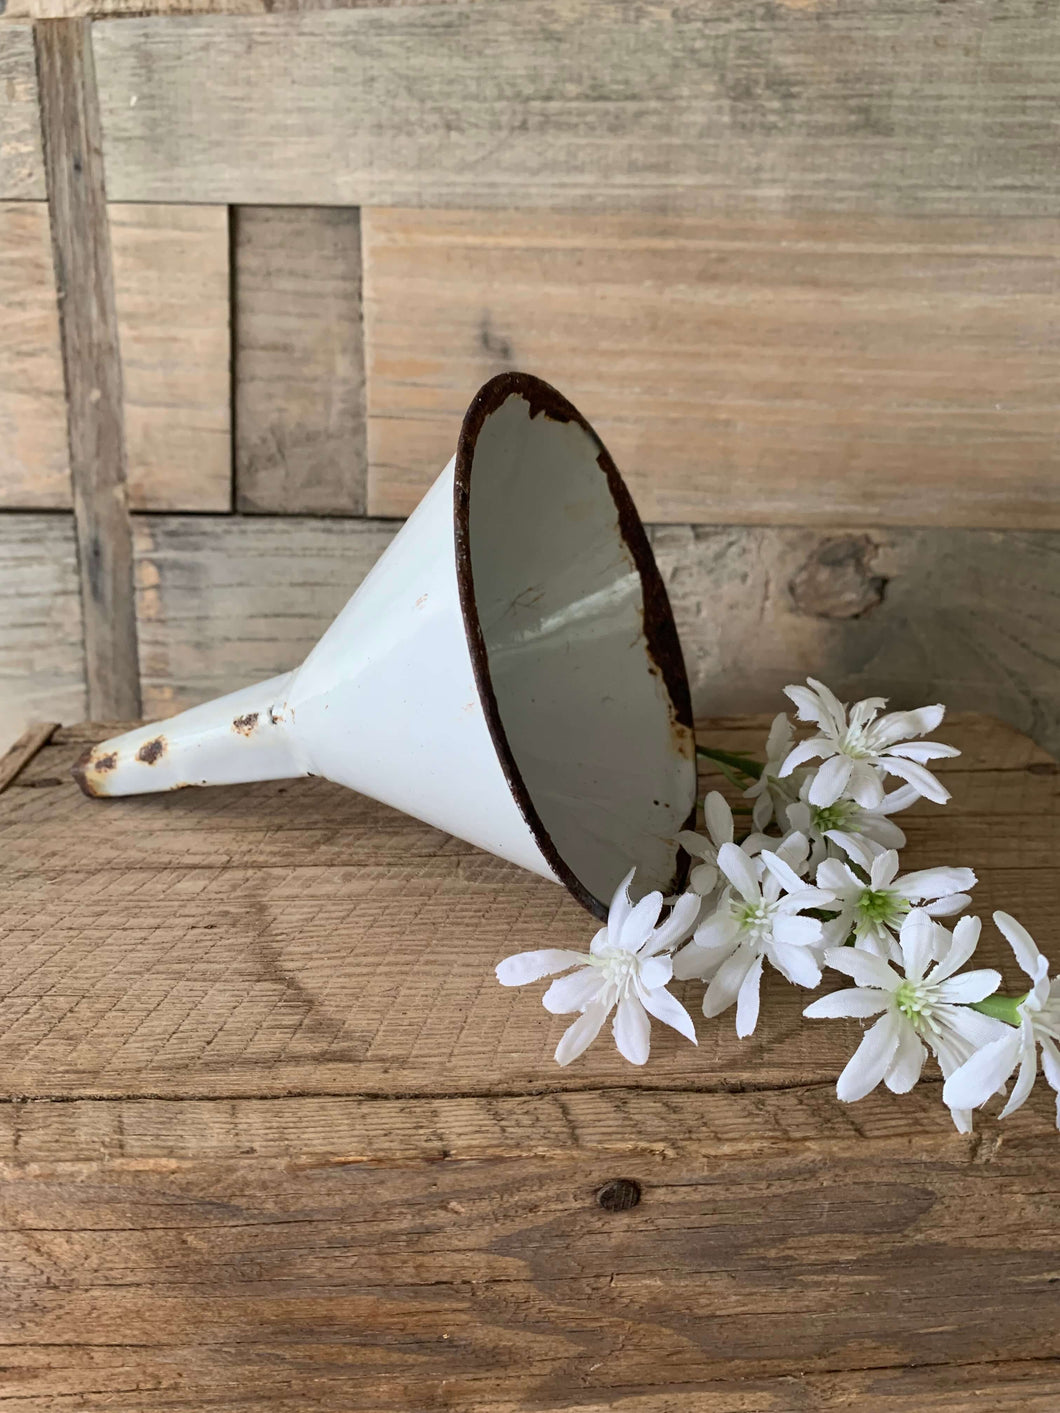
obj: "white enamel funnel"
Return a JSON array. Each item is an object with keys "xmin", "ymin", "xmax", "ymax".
[{"xmin": 74, "ymin": 373, "xmax": 697, "ymax": 916}]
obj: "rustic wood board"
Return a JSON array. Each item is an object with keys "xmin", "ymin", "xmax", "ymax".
[
  {"xmin": 234, "ymin": 206, "xmax": 366, "ymax": 515},
  {"xmin": 0, "ymin": 714, "xmax": 1057, "ymax": 1409},
  {"xmin": 0, "ymin": 203, "xmax": 69, "ymax": 509},
  {"xmin": 0, "ymin": 24, "xmax": 44, "ymax": 199},
  {"xmin": 363, "ymin": 208, "xmax": 1060, "ymax": 527},
  {"xmin": 111, "ymin": 202, "xmax": 232, "ymax": 512},
  {"xmin": 122, "ymin": 514, "xmax": 1060, "ymax": 759},
  {"xmin": 90, "ymin": 2, "xmax": 1060, "ymax": 212},
  {"xmin": 0, "ymin": 514, "xmax": 85, "ymax": 757}
]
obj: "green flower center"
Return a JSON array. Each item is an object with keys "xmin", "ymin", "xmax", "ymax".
[
  {"xmin": 895, "ymin": 979, "xmax": 932, "ymax": 1022},
  {"xmin": 811, "ymin": 800, "xmax": 855, "ymax": 834},
  {"xmin": 857, "ymin": 888, "xmax": 907, "ymax": 926},
  {"xmin": 735, "ymin": 898, "xmax": 774, "ymax": 940}
]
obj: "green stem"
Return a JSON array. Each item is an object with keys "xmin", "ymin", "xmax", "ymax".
[
  {"xmin": 970, "ymin": 993, "xmax": 1028, "ymax": 1027},
  {"xmin": 695, "ymin": 746, "xmax": 764, "ymax": 780}
]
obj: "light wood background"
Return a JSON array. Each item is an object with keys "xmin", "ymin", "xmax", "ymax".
[{"xmin": 1, "ymin": 1, "xmax": 1059, "ymax": 755}]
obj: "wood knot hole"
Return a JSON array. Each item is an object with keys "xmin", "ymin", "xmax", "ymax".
[{"xmin": 596, "ymin": 1178, "xmax": 641, "ymax": 1212}]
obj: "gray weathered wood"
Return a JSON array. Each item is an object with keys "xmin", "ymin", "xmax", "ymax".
[
  {"xmin": 124, "ymin": 513, "xmax": 1060, "ymax": 761},
  {"xmin": 0, "ymin": 202, "xmax": 69, "ymax": 507},
  {"xmin": 0, "ymin": 513, "xmax": 85, "ymax": 755},
  {"xmin": 363, "ymin": 207, "xmax": 1060, "ymax": 527},
  {"xmin": 650, "ymin": 525, "xmax": 1060, "ymax": 762},
  {"xmin": 92, "ymin": 2, "xmax": 1060, "ymax": 212},
  {"xmin": 0, "ymin": 720, "xmax": 58, "ymax": 792},
  {"xmin": 0, "ymin": 24, "xmax": 45, "ymax": 199},
  {"xmin": 234, "ymin": 206, "xmax": 366, "ymax": 515},
  {"xmin": 133, "ymin": 513, "xmax": 396, "ymax": 717},
  {"xmin": 35, "ymin": 19, "xmax": 141, "ymax": 720}
]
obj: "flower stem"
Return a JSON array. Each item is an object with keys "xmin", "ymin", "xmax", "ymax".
[
  {"xmin": 970, "ymin": 993, "xmax": 1028, "ymax": 1027},
  {"xmin": 695, "ymin": 746, "xmax": 764, "ymax": 780}
]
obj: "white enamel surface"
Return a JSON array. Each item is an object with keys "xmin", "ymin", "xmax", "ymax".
[
  {"xmin": 467, "ymin": 394, "xmax": 696, "ymax": 904},
  {"xmin": 288, "ymin": 461, "xmax": 560, "ymax": 881},
  {"xmin": 77, "ymin": 673, "xmax": 309, "ymax": 796}
]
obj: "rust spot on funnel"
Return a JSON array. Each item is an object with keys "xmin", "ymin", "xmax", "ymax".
[
  {"xmin": 71, "ymin": 747, "xmax": 117, "ymax": 797},
  {"xmin": 136, "ymin": 736, "xmax": 166, "ymax": 765},
  {"xmin": 233, "ymin": 712, "xmax": 259, "ymax": 736}
]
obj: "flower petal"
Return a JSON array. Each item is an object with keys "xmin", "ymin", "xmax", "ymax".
[
  {"xmin": 497, "ymin": 949, "xmax": 586, "ymax": 986},
  {"xmin": 884, "ymin": 1023, "xmax": 926, "ymax": 1093},
  {"xmin": 992, "ymin": 911, "xmax": 1044, "ymax": 981},
  {"xmin": 759, "ymin": 848, "xmax": 808, "ymax": 897},
  {"xmin": 923, "ymin": 893, "xmax": 972, "ymax": 918},
  {"xmin": 932, "ymin": 915, "xmax": 982, "ymax": 981},
  {"xmin": 825, "ymin": 830, "xmax": 877, "ymax": 871},
  {"xmin": 704, "ymin": 790, "xmax": 735, "ymax": 847},
  {"xmin": 735, "ymin": 954, "xmax": 765, "ymax": 1037},
  {"xmin": 638, "ymin": 953, "xmax": 673, "ymax": 990},
  {"xmin": 881, "ymin": 756, "xmax": 950, "ymax": 805},
  {"xmin": 779, "ymin": 737, "xmax": 832, "ymax": 777},
  {"xmin": 643, "ymin": 889, "xmax": 701, "ymax": 956},
  {"xmin": 542, "ymin": 966, "xmax": 606, "ymax": 1014},
  {"xmin": 636, "ymin": 980, "xmax": 697, "ymax": 1044},
  {"xmin": 891, "ymin": 866, "xmax": 977, "ymax": 901},
  {"xmin": 703, "ymin": 946, "xmax": 757, "ymax": 1018},
  {"xmin": 808, "ymin": 754, "xmax": 854, "ymax": 808},
  {"xmin": 769, "ymin": 940, "xmax": 822, "ymax": 989},
  {"xmin": 772, "ymin": 913, "xmax": 823, "ymax": 948},
  {"xmin": 612, "ymin": 993, "xmax": 652, "ymax": 1066},
  {"xmin": 606, "ymin": 868, "xmax": 637, "ymax": 938},
  {"xmin": 836, "ymin": 1011, "xmax": 902, "ymax": 1103},
  {"xmin": 934, "ymin": 968, "xmax": 1001, "ymax": 1005},
  {"xmin": 824, "ymin": 946, "xmax": 901, "ymax": 991},
  {"xmin": 689, "ymin": 862, "xmax": 719, "ymax": 896},
  {"xmin": 848, "ymin": 761, "xmax": 885, "ymax": 810},
  {"xmin": 998, "ymin": 1027, "xmax": 1039, "ymax": 1119},
  {"xmin": 898, "ymin": 908, "xmax": 936, "ymax": 982},
  {"xmin": 615, "ymin": 890, "xmax": 664, "ymax": 951},
  {"xmin": 692, "ymin": 906, "xmax": 740, "ymax": 951},
  {"xmin": 554, "ymin": 999, "xmax": 611, "ymax": 1066},
  {"xmin": 804, "ymin": 987, "xmax": 888, "ymax": 1019},
  {"xmin": 884, "ymin": 741, "xmax": 961, "ymax": 763},
  {"xmin": 717, "ymin": 841, "xmax": 761, "ymax": 904},
  {"xmin": 941, "ymin": 1030, "xmax": 1022, "ymax": 1110},
  {"xmin": 672, "ymin": 937, "xmax": 732, "ymax": 981},
  {"xmin": 871, "ymin": 704, "xmax": 945, "ymax": 746}
]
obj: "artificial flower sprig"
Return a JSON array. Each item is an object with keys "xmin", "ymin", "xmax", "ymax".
[{"xmin": 498, "ymin": 678, "xmax": 1059, "ymax": 1132}]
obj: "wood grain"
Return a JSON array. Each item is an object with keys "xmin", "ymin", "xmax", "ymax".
[
  {"xmin": 0, "ymin": 720, "xmax": 57, "ymax": 792},
  {"xmin": 1, "ymin": 715, "xmax": 1056, "ymax": 1099},
  {"xmin": 0, "ymin": 203, "xmax": 69, "ymax": 508},
  {"xmin": 35, "ymin": 19, "xmax": 141, "ymax": 720},
  {"xmin": 0, "ymin": 24, "xmax": 44, "ymax": 199},
  {"xmin": 234, "ymin": 206, "xmax": 366, "ymax": 515},
  {"xmin": 121, "ymin": 513, "xmax": 1060, "ymax": 760},
  {"xmin": 0, "ymin": 513, "xmax": 85, "ymax": 758},
  {"xmin": 3, "ymin": 0, "xmax": 487, "ymax": 19},
  {"xmin": 91, "ymin": 2, "xmax": 1060, "ymax": 211},
  {"xmin": 363, "ymin": 208, "xmax": 1060, "ymax": 526},
  {"xmin": 133, "ymin": 513, "xmax": 396, "ymax": 717},
  {"xmin": 111, "ymin": 202, "xmax": 231, "ymax": 511}
]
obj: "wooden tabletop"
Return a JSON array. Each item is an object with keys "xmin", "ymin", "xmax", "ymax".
[{"xmin": 1, "ymin": 714, "xmax": 1058, "ymax": 1410}]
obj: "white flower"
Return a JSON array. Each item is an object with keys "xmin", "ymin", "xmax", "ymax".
[
  {"xmin": 805, "ymin": 910, "xmax": 1007, "ymax": 1131},
  {"xmin": 496, "ymin": 870, "xmax": 700, "ymax": 1067},
  {"xmin": 675, "ymin": 790, "xmax": 737, "ymax": 897},
  {"xmin": 779, "ymin": 678, "xmax": 960, "ymax": 808},
  {"xmin": 744, "ymin": 713, "xmax": 802, "ymax": 830},
  {"xmin": 943, "ymin": 913, "xmax": 1060, "ymax": 1128},
  {"xmin": 673, "ymin": 837, "xmax": 835, "ymax": 1037},
  {"xmin": 816, "ymin": 834, "xmax": 975, "ymax": 961},
  {"xmin": 783, "ymin": 779, "xmax": 918, "ymax": 870}
]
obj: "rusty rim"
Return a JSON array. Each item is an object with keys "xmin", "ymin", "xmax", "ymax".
[{"xmin": 453, "ymin": 371, "xmax": 695, "ymax": 920}]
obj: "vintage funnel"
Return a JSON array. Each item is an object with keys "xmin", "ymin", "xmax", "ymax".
[{"xmin": 75, "ymin": 373, "xmax": 697, "ymax": 917}]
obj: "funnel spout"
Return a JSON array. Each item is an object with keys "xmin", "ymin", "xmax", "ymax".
[{"xmin": 73, "ymin": 672, "xmax": 311, "ymax": 798}]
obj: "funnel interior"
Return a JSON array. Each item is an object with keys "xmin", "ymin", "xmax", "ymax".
[{"xmin": 456, "ymin": 374, "xmax": 697, "ymax": 917}]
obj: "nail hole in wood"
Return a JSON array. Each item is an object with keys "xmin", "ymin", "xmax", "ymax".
[{"xmin": 596, "ymin": 1178, "xmax": 641, "ymax": 1212}]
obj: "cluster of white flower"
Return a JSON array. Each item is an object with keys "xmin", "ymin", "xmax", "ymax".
[{"xmin": 498, "ymin": 678, "xmax": 1060, "ymax": 1132}]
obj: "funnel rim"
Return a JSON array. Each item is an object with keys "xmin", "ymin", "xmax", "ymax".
[{"xmin": 453, "ymin": 371, "xmax": 695, "ymax": 921}]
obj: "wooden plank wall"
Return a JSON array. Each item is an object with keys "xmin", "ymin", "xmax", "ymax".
[{"xmin": 1, "ymin": 0, "xmax": 1058, "ymax": 754}]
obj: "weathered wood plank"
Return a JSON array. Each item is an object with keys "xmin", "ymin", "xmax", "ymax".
[
  {"xmin": 91, "ymin": 3, "xmax": 1060, "ymax": 212},
  {"xmin": 111, "ymin": 203, "xmax": 231, "ymax": 511},
  {"xmin": 133, "ymin": 514, "xmax": 396, "ymax": 718},
  {"xmin": 121, "ymin": 513, "xmax": 1060, "ymax": 761},
  {"xmin": 3, "ymin": 0, "xmax": 490, "ymax": 19},
  {"xmin": 0, "ymin": 1087, "xmax": 1056, "ymax": 1407},
  {"xmin": 0, "ymin": 721, "xmax": 57, "ymax": 793},
  {"xmin": 35, "ymin": 19, "xmax": 141, "ymax": 720},
  {"xmin": 650, "ymin": 525, "xmax": 1060, "ymax": 763},
  {"xmin": 234, "ymin": 206, "xmax": 366, "ymax": 515},
  {"xmin": 0, "ymin": 513, "xmax": 85, "ymax": 757},
  {"xmin": 0, "ymin": 715, "xmax": 1055, "ymax": 1099},
  {"xmin": 363, "ymin": 208, "xmax": 1060, "ymax": 527},
  {"xmin": 0, "ymin": 25, "xmax": 44, "ymax": 199},
  {"xmin": 0, "ymin": 203, "xmax": 69, "ymax": 508}
]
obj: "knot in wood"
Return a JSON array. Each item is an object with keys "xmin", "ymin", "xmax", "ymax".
[{"xmin": 596, "ymin": 1177, "xmax": 642, "ymax": 1212}]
